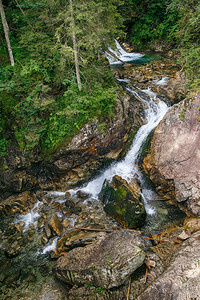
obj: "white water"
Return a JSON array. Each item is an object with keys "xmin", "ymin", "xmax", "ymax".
[
  {"xmin": 15, "ymin": 200, "xmax": 41, "ymax": 230},
  {"xmin": 152, "ymin": 76, "xmax": 169, "ymax": 85},
  {"xmin": 41, "ymin": 237, "xmax": 59, "ymax": 255},
  {"xmin": 106, "ymin": 40, "xmax": 144, "ymax": 64},
  {"xmin": 78, "ymin": 86, "xmax": 169, "ymax": 216}
]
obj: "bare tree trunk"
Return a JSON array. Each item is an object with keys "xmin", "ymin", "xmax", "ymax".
[
  {"xmin": 0, "ymin": 0, "xmax": 14, "ymax": 66},
  {"xmin": 69, "ymin": 0, "xmax": 81, "ymax": 91}
]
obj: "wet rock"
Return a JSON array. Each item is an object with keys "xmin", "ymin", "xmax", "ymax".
[
  {"xmin": 65, "ymin": 191, "xmax": 71, "ymax": 200},
  {"xmin": 137, "ymin": 231, "xmax": 200, "ymax": 300},
  {"xmin": 44, "ymin": 223, "xmax": 52, "ymax": 239},
  {"xmin": 55, "ymin": 229, "xmax": 107, "ymax": 256},
  {"xmin": 65, "ymin": 199, "xmax": 75, "ymax": 208},
  {"xmin": 99, "ymin": 175, "xmax": 146, "ymax": 228},
  {"xmin": 76, "ymin": 190, "xmax": 90, "ymax": 200},
  {"xmin": 70, "ymin": 206, "xmax": 82, "ymax": 214},
  {"xmin": 184, "ymin": 217, "xmax": 200, "ymax": 234},
  {"xmin": 143, "ymin": 95, "xmax": 200, "ymax": 215},
  {"xmin": 63, "ymin": 218, "xmax": 71, "ymax": 228},
  {"xmin": 41, "ymin": 235, "xmax": 49, "ymax": 245},
  {"xmin": 5, "ymin": 240, "xmax": 23, "ymax": 258},
  {"xmin": 48, "ymin": 214, "xmax": 63, "ymax": 236},
  {"xmin": 53, "ymin": 230, "xmax": 145, "ymax": 289},
  {"xmin": 0, "ymin": 191, "xmax": 37, "ymax": 217}
]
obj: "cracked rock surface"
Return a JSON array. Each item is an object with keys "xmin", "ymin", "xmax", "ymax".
[{"xmin": 143, "ymin": 94, "xmax": 200, "ymax": 215}]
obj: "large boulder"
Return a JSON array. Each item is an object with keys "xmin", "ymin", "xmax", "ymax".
[
  {"xmin": 137, "ymin": 230, "xmax": 200, "ymax": 300},
  {"xmin": 99, "ymin": 175, "xmax": 146, "ymax": 228},
  {"xmin": 143, "ymin": 94, "xmax": 200, "ymax": 215},
  {"xmin": 0, "ymin": 191, "xmax": 37, "ymax": 217},
  {"xmin": 53, "ymin": 229, "xmax": 146, "ymax": 289}
]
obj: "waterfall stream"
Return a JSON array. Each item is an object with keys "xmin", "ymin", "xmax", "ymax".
[
  {"xmin": 0, "ymin": 43, "xmax": 186, "ymax": 299},
  {"xmin": 75, "ymin": 87, "xmax": 168, "ymax": 208}
]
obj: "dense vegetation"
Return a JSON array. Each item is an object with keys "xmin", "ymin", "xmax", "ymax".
[
  {"xmin": 121, "ymin": 0, "xmax": 200, "ymax": 88},
  {"xmin": 0, "ymin": 0, "xmax": 200, "ymax": 157}
]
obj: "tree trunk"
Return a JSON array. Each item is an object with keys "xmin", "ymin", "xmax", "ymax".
[
  {"xmin": 69, "ymin": 0, "xmax": 81, "ymax": 91},
  {"xmin": 0, "ymin": 0, "xmax": 14, "ymax": 66}
]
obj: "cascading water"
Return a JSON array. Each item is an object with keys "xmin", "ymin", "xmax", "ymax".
[
  {"xmin": 106, "ymin": 39, "xmax": 144, "ymax": 64},
  {"xmin": 78, "ymin": 87, "xmax": 169, "ymax": 208},
  {"xmin": 0, "ymin": 42, "xmax": 187, "ymax": 300}
]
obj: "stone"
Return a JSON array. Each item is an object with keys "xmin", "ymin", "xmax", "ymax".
[
  {"xmin": 137, "ymin": 231, "xmax": 200, "ymax": 300},
  {"xmin": 99, "ymin": 175, "xmax": 146, "ymax": 228},
  {"xmin": 41, "ymin": 234, "xmax": 49, "ymax": 245},
  {"xmin": 0, "ymin": 191, "xmax": 37, "ymax": 217},
  {"xmin": 149, "ymin": 260, "xmax": 156, "ymax": 268},
  {"xmin": 143, "ymin": 95, "xmax": 200, "ymax": 216},
  {"xmin": 76, "ymin": 190, "xmax": 90, "ymax": 200},
  {"xmin": 55, "ymin": 229, "xmax": 107, "ymax": 256},
  {"xmin": 44, "ymin": 223, "xmax": 52, "ymax": 239},
  {"xmin": 63, "ymin": 218, "xmax": 71, "ymax": 228},
  {"xmin": 53, "ymin": 230, "xmax": 145, "ymax": 289},
  {"xmin": 48, "ymin": 214, "xmax": 63, "ymax": 236},
  {"xmin": 183, "ymin": 217, "xmax": 200, "ymax": 234},
  {"xmin": 177, "ymin": 230, "xmax": 190, "ymax": 241},
  {"xmin": 5, "ymin": 241, "xmax": 22, "ymax": 257}
]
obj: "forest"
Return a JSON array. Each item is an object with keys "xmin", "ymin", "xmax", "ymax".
[{"xmin": 0, "ymin": 0, "xmax": 200, "ymax": 156}]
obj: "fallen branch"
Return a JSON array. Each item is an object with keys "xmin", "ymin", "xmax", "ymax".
[
  {"xmin": 144, "ymin": 254, "xmax": 151, "ymax": 271},
  {"xmin": 144, "ymin": 267, "xmax": 148, "ymax": 284},
  {"xmin": 127, "ymin": 277, "xmax": 131, "ymax": 300},
  {"xmin": 142, "ymin": 236, "xmax": 169, "ymax": 243},
  {"xmin": 146, "ymin": 227, "xmax": 157, "ymax": 245},
  {"xmin": 71, "ymin": 227, "xmax": 114, "ymax": 233}
]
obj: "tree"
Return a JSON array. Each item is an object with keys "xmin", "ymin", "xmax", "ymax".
[
  {"xmin": 69, "ymin": 0, "xmax": 81, "ymax": 91},
  {"xmin": 0, "ymin": 0, "xmax": 14, "ymax": 66}
]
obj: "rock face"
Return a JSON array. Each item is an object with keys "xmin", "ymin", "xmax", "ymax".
[
  {"xmin": 143, "ymin": 95, "xmax": 200, "ymax": 215},
  {"xmin": 0, "ymin": 92, "xmax": 145, "ymax": 200},
  {"xmin": 137, "ymin": 230, "xmax": 200, "ymax": 300},
  {"xmin": 99, "ymin": 175, "xmax": 146, "ymax": 228},
  {"xmin": 53, "ymin": 230, "xmax": 146, "ymax": 289}
]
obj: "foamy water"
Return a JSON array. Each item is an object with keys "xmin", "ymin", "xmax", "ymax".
[{"xmin": 106, "ymin": 40, "xmax": 144, "ymax": 64}]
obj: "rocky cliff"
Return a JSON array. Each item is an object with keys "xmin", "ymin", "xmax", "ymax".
[{"xmin": 143, "ymin": 94, "xmax": 200, "ymax": 215}]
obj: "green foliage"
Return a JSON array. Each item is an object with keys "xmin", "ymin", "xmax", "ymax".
[
  {"xmin": 120, "ymin": 0, "xmax": 179, "ymax": 48},
  {"xmin": 179, "ymin": 109, "xmax": 185, "ymax": 121},
  {"xmin": 0, "ymin": 138, "xmax": 7, "ymax": 157},
  {"xmin": 0, "ymin": 0, "xmax": 121, "ymax": 154},
  {"xmin": 120, "ymin": 0, "xmax": 200, "ymax": 89},
  {"xmin": 44, "ymin": 79, "xmax": 116, "ymax": 151}
]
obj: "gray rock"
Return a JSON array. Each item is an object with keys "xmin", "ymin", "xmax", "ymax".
[
  {"xmin": 137, "ymin": 231, "xmax": 200, "ymax": 300},
  {"xmin": 53, "ymin": 229, "xmax": 145, "ymax": 289},
  {"xmin": 143, "ymin": 95, "xmax": 200, "ymax": 215}
]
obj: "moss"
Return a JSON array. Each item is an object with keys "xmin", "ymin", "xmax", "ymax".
[
  {"xmin": 139, "ymin": 129, "xmax": 155, "ymax": 165},
  {"xmin": 179, "ymin": 109, "xmax": 185, "ymax": 121},
  {"xmin": 100, "ymin": 179, "xmax": 146, "ymax": 228}
]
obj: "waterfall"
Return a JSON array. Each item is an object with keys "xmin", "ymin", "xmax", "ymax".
[
  {"xmin": 106, "ymin": 39, "xmax": 144, "ymax": 64},
  {"xmin": 77, "ymin": 86, "xmax": 169, "ymax": 214}
]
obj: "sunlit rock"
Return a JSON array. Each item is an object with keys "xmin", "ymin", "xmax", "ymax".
[{"xmin": 53, "ymin": 230, "xmax": 145, "ymax": 289}]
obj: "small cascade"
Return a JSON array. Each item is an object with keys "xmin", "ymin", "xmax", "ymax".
[
  {"xmin": 152, "ymin": 76, "xmax": 169, "ymax": 85},
  {"xmin": 106, "ymin": 39, "xmax": 144, "ymax": 64},
  {"xmin": 15, "ymin": 200, "xmax": 41, "ymax": 230}
]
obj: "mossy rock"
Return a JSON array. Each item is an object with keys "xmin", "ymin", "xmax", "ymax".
[{"xmin": 99, "ymin": 176, "xmax": 146, "ymax": 228}]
